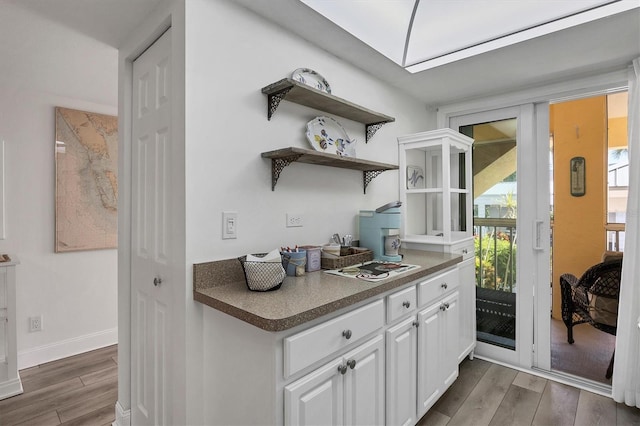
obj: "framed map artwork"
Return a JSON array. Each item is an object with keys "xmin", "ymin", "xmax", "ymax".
[{"xmin": 55, "ymin": 107, "xmax": 118, "ymax": 252}]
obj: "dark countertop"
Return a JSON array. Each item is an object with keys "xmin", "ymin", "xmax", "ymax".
[{"xmin": 193, "ymin": 249, "xmax": 461, "ymax": 332}]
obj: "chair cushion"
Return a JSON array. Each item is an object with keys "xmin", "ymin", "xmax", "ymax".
[
  {"xmin": 601, "ymin": 251, "xmax": 623, "ymax": 263},
  {"xmin": 588, "ymin": 291, "xmax": 618, "ymax": 326}
]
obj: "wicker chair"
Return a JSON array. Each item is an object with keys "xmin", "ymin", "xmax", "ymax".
[{"xmin": 560, "ymin": 257, "xmax": 623, "ymax": 378}]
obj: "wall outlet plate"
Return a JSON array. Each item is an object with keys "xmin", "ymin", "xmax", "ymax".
[
  {"xmin": 286, "ymin": 213, "xmax": 303, "ymax": 227},
  {"xmin": 29, "ymin": 315, "xmax": 43, "ymax": 332}
]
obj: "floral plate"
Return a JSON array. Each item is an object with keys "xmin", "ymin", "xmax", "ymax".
[
  {"xmin": 305, "ymin": 116, "xmax": 356, "ymax": 157},
  {"xmin": 291, "ymin": 68, "xmax": 331, "ymax": 94}
]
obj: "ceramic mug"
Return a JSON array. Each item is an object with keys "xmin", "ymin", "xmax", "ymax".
[{"xmin": 384, "ymin": 236, "xmax": 401, "ymax": 256}]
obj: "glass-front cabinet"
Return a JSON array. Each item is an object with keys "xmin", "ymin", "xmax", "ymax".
[{"xmin": 398, "ymin": 129, "xmax": 473, "ymax": 247}]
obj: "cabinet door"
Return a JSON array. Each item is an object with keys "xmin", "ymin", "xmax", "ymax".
[
  {"xmin": 285, "ymin": 358, "xmax": 344, "ymax": 426},
  {"xmin": 442, "ymin": 292, "xmax": 460, "ymax": 390},
  {"xmin": 344, "ymin": 335, "xmax": 385, "ymax": 426},
  {"xmin": 457, "ymin": 258, "xmax": 476, "ymax": 362},
  {"xmin": 386, "ymin": 316, "xmax": 417, "ymax": 426},
  {"xmin": 416, "ymin": 302, "xmax": 441, "ymax": 417}
]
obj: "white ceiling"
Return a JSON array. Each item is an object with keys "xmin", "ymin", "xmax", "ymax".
[
  {"xmin": 1, "ymin": 0, "xmax": 163, "ymax": 49},
  {"xmin": 2, "ymin": 0, "xmax": 638, "ymax": 106},
  {"xmin": 300, "ymin": 0, "xmax": 630, "ymax": 71},
  {"xmin": 237, "ymin": 0, "xmax": 640, "ymax": 105}
]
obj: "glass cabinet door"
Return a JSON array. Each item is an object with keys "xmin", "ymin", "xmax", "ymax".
[{"xmin": 399, "ymin": 130, "xmax": 472, "ymax": 245}]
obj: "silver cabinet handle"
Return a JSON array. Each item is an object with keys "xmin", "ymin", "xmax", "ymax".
[
  {"xmin": 440, "ymin": 304, "xmax": 447, "ymax": 311},
  {"xmin": 338, "ymin": 364, "xmax": 348, "ymax": 375},
  {"xmin": 342, "ymin": 329, "xmax": 352, "ymax": 340},
  {"xmin": 462, "ymin": 249, "xmax": 468, "ymax": 254},
  {"xmin": 402, "ymin": 300, "xmax": 411, "ymax": 308},
  {"xmin": 153, "ymin": 277, "xmax": 162, "ymax": 286},
  {"xmin": 347, "ymin": 359, "xmax": 356, "ymax": 369},
  {"xmin": 412, "ymin": 321, "xmax": 419, "ymax": 328},
  {"xmin": 441, "ymin": 282, "xmax": 448, "ymax": 289}
]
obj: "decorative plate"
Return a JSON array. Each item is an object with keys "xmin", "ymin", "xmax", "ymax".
[
  {"xmin": 291, "ymin": 68, "xmax": 331, "ymax": 94},
  {"xmin": 406, "ymin": 165, "xmax": 424, "ymax": 189},
  {"xmin": 305, "ymin": 116, "xmax": 356, "ymax": 157}
]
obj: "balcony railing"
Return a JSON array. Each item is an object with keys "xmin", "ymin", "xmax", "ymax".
[
  {"xmin": 606, "ymin": 223, "xmax": 625, "ymax": 251},
  {"xmin": 474, "ymin": 218, "xmax": 517, "ymax": 292}
]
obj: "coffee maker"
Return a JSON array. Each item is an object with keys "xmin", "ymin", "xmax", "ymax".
[{"xmin": 359, "ymin": 202, "xmax": 402, "ymax": 262}]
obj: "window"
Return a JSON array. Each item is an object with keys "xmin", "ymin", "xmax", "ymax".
[{"xmin": 606, "ymin": 92, "xmax": 628, "ymax": 251}]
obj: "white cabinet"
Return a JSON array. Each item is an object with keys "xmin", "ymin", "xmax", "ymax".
[
  {"xmin": 284, "ymin": 300, "xmax": 385, "ymax": 378},
  {"xmin": 457, "ymin": 257, "xmax": 476, "ymax": 362},
  {"xmin": 386, "ymin": 276, "xmax": 460, "ymax": 425},
  {"xmin": 201, "ymin": 264, "xmax": 467, "ymax": 426},
  {"xmin": 386, "ymin": 316, "xmax": 418, "ymax": 426},
  {"xmin": 285, "ymin": 335, "xmax": 385, "ymax": 426},
  {"xmin": 0, "ymin": 257, "xmax": 21, "ymax": 400},
  {"xmin": 398, "ymin": 128, "xmax": 473, "ymax": 248},
  {"xmin": 417, "ymin": 292, "xmax": 459, "ymax": 417},
  {"xmin": 398, "ymin": 129, "xmax": 476, "ymax": 363}
]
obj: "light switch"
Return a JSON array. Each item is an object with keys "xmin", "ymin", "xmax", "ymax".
[{"xmin": 222, "ymin": 211, "xmax": 237, "ymax": 239}]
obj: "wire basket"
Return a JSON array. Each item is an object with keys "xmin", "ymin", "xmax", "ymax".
[{"xmin": 238, "ymin": 254, "xmax": 286, "ymax": 292}]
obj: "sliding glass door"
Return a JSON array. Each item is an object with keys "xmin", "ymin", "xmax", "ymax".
[{"xmin": 450, "ymin": 105, "xmax": 551, "ymax": 368}]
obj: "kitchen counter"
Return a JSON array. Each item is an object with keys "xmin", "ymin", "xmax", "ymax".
[{"xmin": 193, "ymin": 249, "xmax": 462, "ymax": 331}]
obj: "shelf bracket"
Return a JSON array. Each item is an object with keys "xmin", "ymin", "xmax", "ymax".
[
  {"xmin": 267, "ymin": 87, "xmax": 293, "ymax": 120},
  {"xmin": 365, "ymin": 122, "xmax": 388, "ymax": 143},
  {"xmin": 363, "ymin": 170, "xmax": 385, "ymax": 194},
  {"xmin": 270, "ymin": 154, "xmax": 303, "ymax": 190}
]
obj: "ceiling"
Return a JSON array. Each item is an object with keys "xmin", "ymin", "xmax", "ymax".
[
  {"xmin": 299, "ymin": 0, "xmax": 631, "ymax": 72},
  {"xmin": 236, "ymin": 0, "xmax": 640, "ymax": 105},
  {"xmin": 3, "ymin": 0, "xmax": 639, "ymax": 106},
  {"xmin": 2, "ymin": 0, "xmax": 163, "ymax": 49}
]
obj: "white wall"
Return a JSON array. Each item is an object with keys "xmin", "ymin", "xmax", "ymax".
[
  {"xmin": 185, "ymin": 0, "xmax": 435, "ymax": 264},
  {"xmin": 183, "ymin": 1, "xmax": 435, "ymax": 423},
  {"xmin": 0, "ymin": 3, "xmax": 118, "ymax": 368}
]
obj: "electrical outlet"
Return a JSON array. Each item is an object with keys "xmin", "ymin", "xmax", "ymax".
[
  {"xmin": 29, "ymin": 315, "xmax": 43, "ymax": 332},
  {"xmin": 286, "ymin": 213, "xmax": 304, "ymax": 227},
  {"xmin": 222, "ymin": 211, "xmax": 238, "ymax": 239}
]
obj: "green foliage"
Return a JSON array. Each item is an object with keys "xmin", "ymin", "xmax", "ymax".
[{"xmin": 475, "ymin": 231, "xmax": 516, "ymax": 291}]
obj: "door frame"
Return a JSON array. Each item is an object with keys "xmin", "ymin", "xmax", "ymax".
[
  {"xmin": 116, "ymin": 4, "xmax": 187, "ymax": 425},
  {"xmin": 437, "ymin": 69, "xmax": 628, "ymax": 375},
  {"xmin": 449, "ymin": 105, "xmax": 546, "ymax": 368}
]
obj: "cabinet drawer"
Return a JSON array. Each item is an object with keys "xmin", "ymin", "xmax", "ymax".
[
  {"xmin": 284, "ymin": 300, "xmax": 384, "ymax": 378},
  {"xmin": 387, "ymin": 286, "xmax": 417, "ymax": 323},
  {"xmin": 450, "ymin": 240, "xmax": 474, "ymax": 261},
  {"xmin": 418, "ymin": 268, "xmax": 459, "ymax": 308}
]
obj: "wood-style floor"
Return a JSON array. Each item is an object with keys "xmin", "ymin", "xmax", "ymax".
[
  {"xmin": 0, "ymin": 345, "xmax": 117, "ymax": 426},
  {"xmin": 419, "ymin": 357, "xmax": 640, "ymax": 426},
  {"xmin": 2, "ymin": 344, "xmax": 639, "ymax": 426}
]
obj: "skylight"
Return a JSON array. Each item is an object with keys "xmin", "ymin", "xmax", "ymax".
[{"xmin": 300, "ymin": 0, "xmax": 639, "ymax": 72}]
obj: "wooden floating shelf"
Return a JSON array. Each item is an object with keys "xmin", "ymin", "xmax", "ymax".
[
  {"xmin": 261, "ymin": 78, "xmax": 395, "ymax": 142},
  {"xmin": 261, "ymin": 147, "xmax": 398, "ymax": 194}
]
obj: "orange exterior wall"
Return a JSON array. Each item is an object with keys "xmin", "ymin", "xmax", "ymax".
[
  {"xmin": 608, "ymin": 116, "xmax": 628, "ymax": 148},
  {"xmin": 551, "ymin": 96, "xmax": 607, "ymax": 319}
]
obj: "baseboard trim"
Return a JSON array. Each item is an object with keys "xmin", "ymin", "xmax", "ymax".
[
  {"xmin": 0, "ymin": 377, "xmax": 23, "ymax": 400},
  {"xmin": 113, "ymin": 401, "xmax": 131, "ymax": 426},
  {"xmin": 18, "ymin": 327, "xmax": 118, "ymax": 369}
]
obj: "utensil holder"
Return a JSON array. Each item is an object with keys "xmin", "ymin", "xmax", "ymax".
[{"xmin": 281, "ymin": 250, "xmax": 307, "ymax": 276}]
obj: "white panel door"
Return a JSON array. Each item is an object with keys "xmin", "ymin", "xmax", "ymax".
[
  {"xmin": 131, "ymin": 29, "xmax": 173, "ymax": 426},
  {"xmin": 344, "ymin": 335, "xmax": 385, "ymax": 426},
  {"xmin": 285, "ymin": 358, "xmax": 345, "ymax": 426},
  {"xmin": 386, "ymin": 316, "xmax": 417, "ymax": 426}
]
